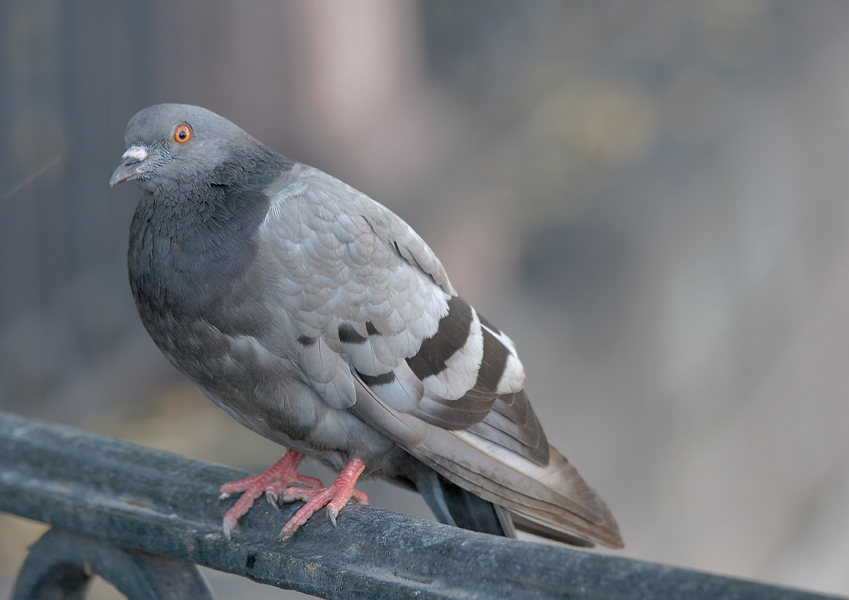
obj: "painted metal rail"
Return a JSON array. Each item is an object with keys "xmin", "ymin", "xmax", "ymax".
[{"xmin": 0, "ymin": 411, "xmax": 842, "ymax": 600}]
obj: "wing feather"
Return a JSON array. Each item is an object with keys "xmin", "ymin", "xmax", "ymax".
[
  {"xmin": 349, "ymin": 376, "xmax": 623, "ymax": 548},
  {"xmin": 467, "ymin": 391, "xmax": 548, "ymax": 466}
]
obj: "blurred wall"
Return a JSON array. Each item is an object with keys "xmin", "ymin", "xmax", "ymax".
[{"xmin": 2, "ymin": 1, "xmax": 849, "ymax": 598}]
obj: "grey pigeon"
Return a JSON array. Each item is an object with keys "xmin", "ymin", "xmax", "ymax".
[{"xmin": 111, "ymin": 103, "xmax": 623, "ymax": 548}]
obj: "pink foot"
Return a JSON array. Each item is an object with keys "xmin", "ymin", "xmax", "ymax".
[
  {"xmin": 218, "ymin": 449, "xmax": 323, "ymax": 540},
  {"xmin": 278, "ymin": 457, "xmax": 368, "ymax": 540}
]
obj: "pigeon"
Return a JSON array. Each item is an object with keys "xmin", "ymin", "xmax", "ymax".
[{"xmin": 110, "ymin": 103, "xmax": 623, "ymax": 548}]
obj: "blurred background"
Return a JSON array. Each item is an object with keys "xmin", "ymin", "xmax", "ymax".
[{"xmin": 2, "ymin": 0, "xmax": 849, "ymax": 597}]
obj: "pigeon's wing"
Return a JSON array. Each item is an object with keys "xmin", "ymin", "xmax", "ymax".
[
  {"xmin": 260, "ymin": 165, "xmax": 622, "ymax": 547},
  {"xmin": 260, "ymin": 165, "xmax": 526, "ymax": 430}
]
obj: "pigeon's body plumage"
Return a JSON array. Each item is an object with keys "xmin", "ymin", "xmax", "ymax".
[{"xmin": 113, "ymin": 104, "xmax": 622, "ymax": 548}]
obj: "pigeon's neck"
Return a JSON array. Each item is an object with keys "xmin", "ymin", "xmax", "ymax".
[
  {"xmin": 152, "ymin": 149, "xmax": 289, "ymax": 246},
  {"xmin": 129, "ymin": 150, "xmax": 291, "ymax": 319}
]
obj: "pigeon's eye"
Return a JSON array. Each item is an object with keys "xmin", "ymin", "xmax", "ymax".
[{"xmin": 174, "ymin": 124, "xmax": 192, "ymax": 144}]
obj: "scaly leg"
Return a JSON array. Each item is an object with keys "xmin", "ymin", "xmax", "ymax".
[
  {"xmin": 277, "ymin": 457, "xmax": 368, "ymax": 540},
  {"xmin": 218, "ymin": 449, "xmax": 323, "ymax": 540}
]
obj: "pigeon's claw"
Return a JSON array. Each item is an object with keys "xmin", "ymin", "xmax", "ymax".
[
  {"xmin": 219, "ymin": 449, "xmax": 323, "ymax": 538},
  {"xmin": 265, "ymin": 472, "xmax": 323, "ymax": 502},
  {"xmin": 278, "ymin": 457, "xmax": 368, "ymax": 539}
]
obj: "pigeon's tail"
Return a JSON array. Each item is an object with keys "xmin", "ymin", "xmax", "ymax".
[{"xmin": 413, "ymin": 469, "xmax": 516, "ymax": 537}]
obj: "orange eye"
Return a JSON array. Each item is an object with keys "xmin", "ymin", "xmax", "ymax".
[{"xmin": 174, "ymin": 124, "xmax": 192, "ymax": 143}]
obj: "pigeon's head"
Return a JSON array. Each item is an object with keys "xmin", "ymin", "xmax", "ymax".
[{"xmin": 110, "ymin": 104, "xmax": 260, "ymax": 191}]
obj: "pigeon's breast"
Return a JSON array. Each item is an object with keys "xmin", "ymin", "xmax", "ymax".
[{"xmin": 127, "ymin": 187, "xmax": 287, "ymax": 374}]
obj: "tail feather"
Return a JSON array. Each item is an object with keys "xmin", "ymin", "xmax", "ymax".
[{"xmin": 413, "ymin": 469, "xmax": 516, "ymax": 537}]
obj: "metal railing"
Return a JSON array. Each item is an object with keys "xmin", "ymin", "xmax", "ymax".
[{"xmin": 0, "ymin": 411, "xmax": 842, "ymax": 600}]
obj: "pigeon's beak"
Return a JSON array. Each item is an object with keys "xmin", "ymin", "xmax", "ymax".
[{"xmin": 110, "ymin": 145, "xmax": 150, "ymax": 186}]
